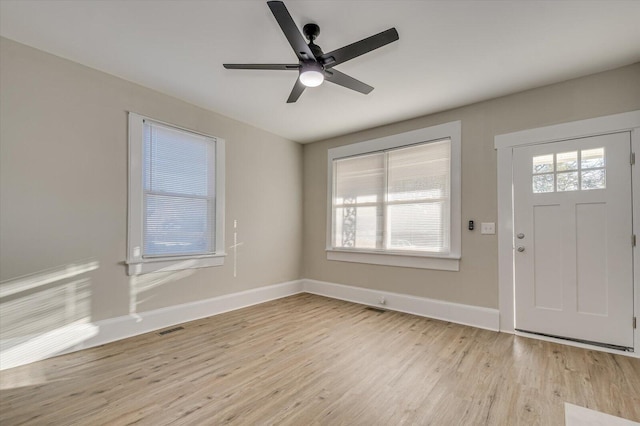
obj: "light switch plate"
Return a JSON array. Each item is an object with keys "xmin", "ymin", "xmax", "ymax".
[{"xmin": 481, "ymin": 222, "xmax": 495, "ymax": 235}]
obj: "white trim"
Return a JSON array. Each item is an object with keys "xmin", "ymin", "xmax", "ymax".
[
  {"xmin": 326, "ymin": 250, "xmax": 460, "ymax": 271},
  {"xmin": 17, "ymin": 265, "xmax": 639, "ymax": 371},
  {"xmin": 328, "ymin": 121, "xmax": 461, "ymax": 159},
  {"xmin": 497, "ymin": 146, "xmax": 515, "ymax": 332},
  {"xmin": 126, "ymin": 112, "xmax": 226, "ymax": 275},
  {"xmin": 495, "ymin": 110, "xmax": 640, "ymax": 149},
  {"xmin": 326, "ymin": 121, "xmax": 462, "ymax": 271},
  {"xmin": 127, "ymin": 112, "xmax": 144, "ymax": 266},
  {"xmin": 0, "ymin": 278, "xmax": 499, "ymax": 370},
  {"xmin": 67, "ymin": 280, "xmax": 303, "ymax": 355},
  {"xmin": 126, "ymin": 254, "xmax": 226, "ymax": 275},
  {"xmin": 302, "ymin": 279, "xmax": 499, "ymax": 331},
  {"xmin": 215, "ymin": 137, "xmax": 226, "ymax": 259},
  {"xmin": 495, "ymin": 110, "xmax": 640, "ymax": 354},
  {"xmin": 0, "ymin": 280, "xmax": 304, "ymax": 370},
  {"xmin": 633, "ymin": 126, "xmax": 640, "ymax": 354}
]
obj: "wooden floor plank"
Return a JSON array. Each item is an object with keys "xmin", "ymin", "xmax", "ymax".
[{"xmin": 1, "ymin": 293, "xmax": 638, "ymax": 425}]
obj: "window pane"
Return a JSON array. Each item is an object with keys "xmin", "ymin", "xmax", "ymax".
[
  {"xmin": 145, "ymin": 194, "xmax": 212, "ymax": 256},
  {"xmin": 532, "ymin": 154, "xmax": 554, "ymax": 174},
  {"xmin": 581, "ymin": 169, "xmax": 606, "ymax": 190},
  {"xmin": 556, "ymin": 151, "xmax": 578, "ymax": 171},
  {"xmin": 334, "ymin": 153, "xmax": 384, "ymax": 205},
  {"xmin": 581, "ymin": 148, "xmax": 605, "ymax": 169},
  {"xmin": 387, "ymin": 203, "xmax": 448, "ymax": 252},
  {"xmin": 332, "ymin": 136, "xmax": 453, "ymax": 255},
  {"xmin": 142, "ymin": 120, "xmax": 216, "ymax": 258},
  {"xmin": 557, "ymin": 171, "xmax": 579, "ymax": 191},
  {"xmin": 387, "ymin": 140, "xmax": 450, "ymax": 202},
  {"xmin": 144, "ymin": 122, "xmax": 211, "ymax": 196},
  {"xmin": 334, "ymin": 207, "xmax": 344, "ymax": 246},
  {"xmin": 533, "ymin": 174, "xmax": 554, "ymax": 193},
  {"xmin": 334, "ymin": 205, "xmax": 381, "ymax": 249},
  {"xmin": 354, "ymin": 207, "xmax": 380, "ymax": 248}
]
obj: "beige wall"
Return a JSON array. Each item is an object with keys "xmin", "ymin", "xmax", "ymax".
[
  {"xmin": 2, "ymin": 34, "xmax": 639, "ymax": 330},
  {"xmin": 302, "ymin": 63, "xmax": 640, "ymax": 309},
  {"xmin": 0, "ymin": 37, "xmax": 303, "ymax": 324}
]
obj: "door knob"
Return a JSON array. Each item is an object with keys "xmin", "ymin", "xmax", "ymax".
[
  {"xmin": 517, "ymin": 233, "xmax": 525, "ymax": 239},
  {"xmin": 517, "ymin": 246, "xmax": 525, "ymax": 252}
]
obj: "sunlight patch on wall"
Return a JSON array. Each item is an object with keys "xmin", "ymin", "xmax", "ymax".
[
  {"xmin": 0, "ymin": 261, "xmax": 99, "ymax": 372},
  {"xmin": 128, "ymin": 260, "xmax": 197, "ymax": 316}
]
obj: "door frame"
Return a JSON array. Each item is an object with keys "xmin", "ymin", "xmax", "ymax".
[{"xmin": 495, "ymin": 110, "xmax": 640, "ymax": 356}]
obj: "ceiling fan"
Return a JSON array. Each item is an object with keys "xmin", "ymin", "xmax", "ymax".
[{"xmin": 223, "ymin": 1, "xmax": 399, "ymax": 103}]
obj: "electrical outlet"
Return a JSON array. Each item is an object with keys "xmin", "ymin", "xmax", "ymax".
[{"xmin": 481, "ymin": 222, "xmax": 495, "ymax": 235}]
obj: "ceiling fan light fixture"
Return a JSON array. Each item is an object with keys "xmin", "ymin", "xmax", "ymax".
[{"xmin": 299, "ymin": 69, "xmax": 324, "ymax": 87}]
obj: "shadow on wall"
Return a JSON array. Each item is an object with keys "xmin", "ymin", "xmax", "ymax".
[{"xmin": 0, "ymin": 260, "xmax": 99, "ymax": 373}]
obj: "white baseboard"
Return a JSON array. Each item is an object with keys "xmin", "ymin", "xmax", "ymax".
[
  {"xmin": 68, "ymin": 279, "xmax": 304, "ymax": 354},
  {"xmin": 302, "ymin": 279, "xmax": 500, "ymax": 332},
  {"xmin": 1, "ymin": 280, "xmax": 303, "ymax": 370},
  {"xmin": 2, "ymin": 278, "xmax": 502, "ymax": 370}
]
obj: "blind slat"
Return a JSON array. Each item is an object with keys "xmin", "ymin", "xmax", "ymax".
[{"xmin": 143, "ymin": 121, "xmax": 216, "ymax": 257}]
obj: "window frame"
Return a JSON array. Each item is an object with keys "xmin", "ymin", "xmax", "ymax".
[
  {"xmin": 126, "ymin": 112, "xmax": 226, "ymax": 275},
  {"xmin": 326, "ymin": 121, "xmax": 461, "ymax": 271}
]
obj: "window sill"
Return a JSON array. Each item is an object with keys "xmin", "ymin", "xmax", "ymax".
[
  {"xmin": 126, "ymin": 253, "xmax": 226, "ymax": 276},
  {"xmin": 326, "ymin": 249, "xmax": 460, "ymax": 271}
]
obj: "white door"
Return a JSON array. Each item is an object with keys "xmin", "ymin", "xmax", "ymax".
[{"xmin": 513, "ymin": 132, "xmax": 634, "ymax": 349}]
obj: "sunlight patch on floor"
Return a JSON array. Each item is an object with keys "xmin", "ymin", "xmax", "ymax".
[{"xmin": 565, "ymin": 403, "xmax": 639, "ymax": 426}]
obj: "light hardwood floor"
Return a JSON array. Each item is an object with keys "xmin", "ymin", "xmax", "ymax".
[{"xmin": 1, "ymin": 293, "xmax": 639, "ymax": 425}]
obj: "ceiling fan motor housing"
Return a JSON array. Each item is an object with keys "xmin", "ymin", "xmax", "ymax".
[{"xmin": 303, "ymin": 23, "xmax": 320, "ymax": 41}]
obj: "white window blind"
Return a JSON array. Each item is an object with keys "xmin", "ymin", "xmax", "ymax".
[
  {"xmin": 332, "ymin": 139, "xmax": 451, "ymax": 254},
  {"xmin": 143, "ymin": 120, "xmax": 216, "ymax": 257}
]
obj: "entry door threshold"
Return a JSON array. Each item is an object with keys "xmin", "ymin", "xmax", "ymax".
[{"xmin": 515, "ymin": 329, "xmax": 632, "ymax": 352}]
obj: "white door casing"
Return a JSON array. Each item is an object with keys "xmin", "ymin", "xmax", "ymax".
[{"xmin": 513, "ymin": 133, "xmax": 633, "ymax": 348}]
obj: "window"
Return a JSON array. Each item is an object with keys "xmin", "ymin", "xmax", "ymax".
[
  {"xmin": 532, "ymin": 148, "xmax": 606, "ymax": 194},
  {"xmin": 127, "ymin": 113, "xmax": 225, "ymax": 275},
  {"xmin": 327, "ymin": 121, "xmax": 461, "ymax": 271}
]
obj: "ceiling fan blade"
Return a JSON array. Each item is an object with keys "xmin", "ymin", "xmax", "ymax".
[
  {"xmin": 320, "ymin": 28, "xmax": 399, "ymax": 68},
  {"xmin": 324, "ymin": 69, "xmax": 373, "ymax": 95},
  {"xmin": 223, "ymin": 64, "xmax": 300, "ymax": 70},
  {"xmin": 267, "ymin": 1, "xmax": 316, "ymax": 62},
  {"xmin": 287, "ymin": 78, "xmax": 306, "ymax": 103}
]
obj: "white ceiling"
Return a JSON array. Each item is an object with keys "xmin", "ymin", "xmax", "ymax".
[{"xmin": 1, "ymin": 1, "xmax": 639, "ymax": 143}]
